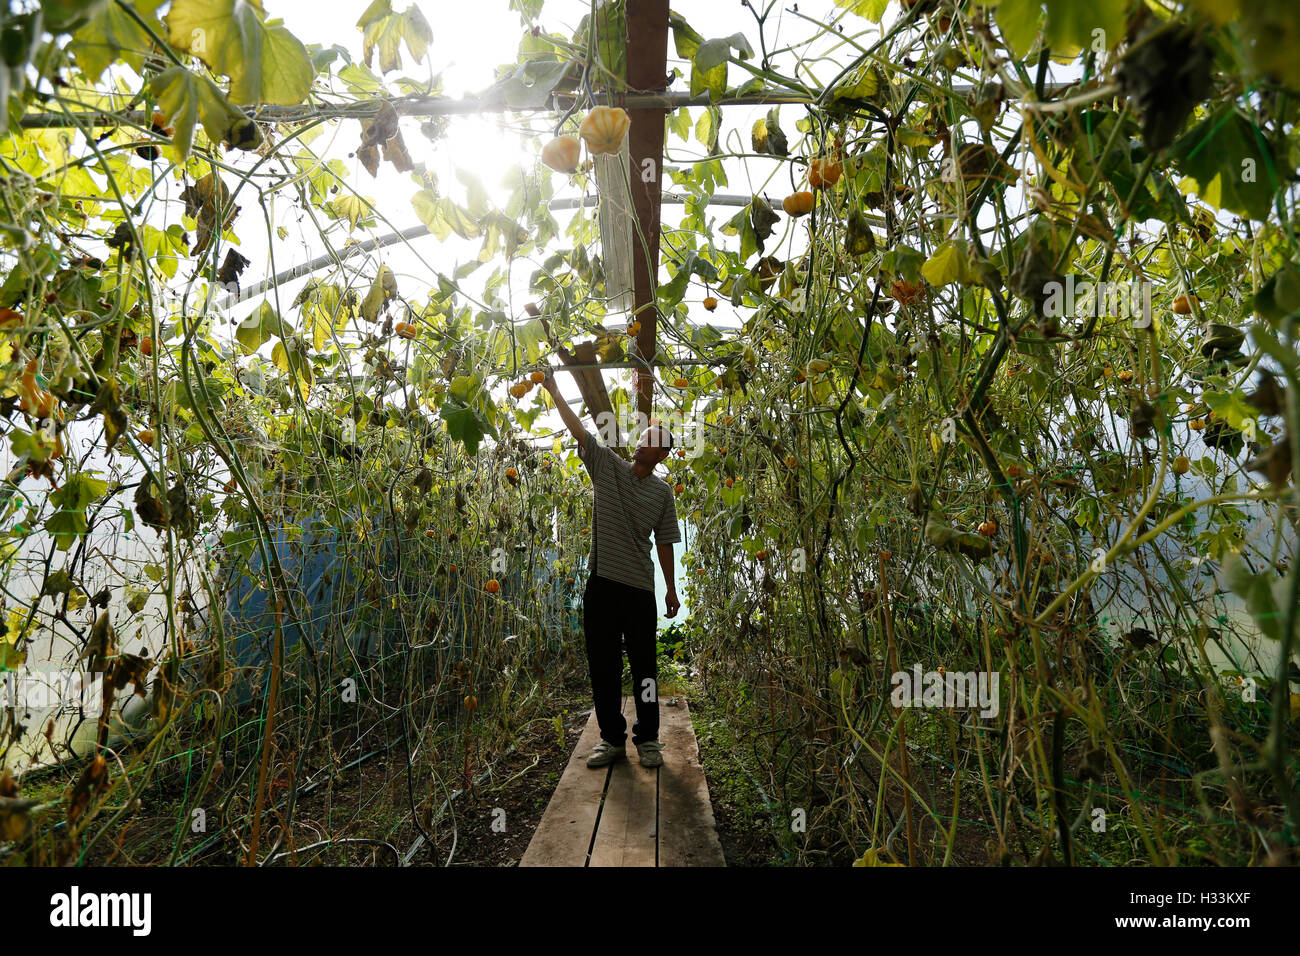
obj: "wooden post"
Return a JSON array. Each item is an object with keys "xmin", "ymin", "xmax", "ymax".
[{"xmin": 625, "ymin": 0, "xmax": 670, "ymax": 425}]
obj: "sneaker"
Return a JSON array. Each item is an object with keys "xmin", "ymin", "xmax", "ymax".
[
  {"xmin": 586, "ymin": 740, "xmax": 626, "ymax": 768},
  {"xmin": 636, "ymin": 740, "xmax": 664, "ymax": 768}
]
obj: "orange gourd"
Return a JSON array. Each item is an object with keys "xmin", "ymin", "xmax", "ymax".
[
  {"xmin": 579, "ymin": 107, "xmax": 630, "ymax": 156},
  {"xmin": 783, "ymin": 191, "xmax": 815, "ymax": 217},
  {"xmin": 809, "ymin": 156, "xmax": 843, "ymax": 189},
  {"xmin": 541, "ymin": 135, "xmax": 581, "ymax": 173}
]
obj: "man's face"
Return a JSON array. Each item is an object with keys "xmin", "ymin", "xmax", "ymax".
[{"xmin": 633, "ymin": 426, "xmax": 671, "ymax": 467}]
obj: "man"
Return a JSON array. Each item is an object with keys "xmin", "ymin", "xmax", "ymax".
[{"xmin": 542, "ymin": 369, "xmax": 681, "ymax": 769}]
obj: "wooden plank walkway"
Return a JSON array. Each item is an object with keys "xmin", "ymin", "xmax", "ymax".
[{"xmin": 519, "ymin": 696, "xmax": 725, "ymax": 867}]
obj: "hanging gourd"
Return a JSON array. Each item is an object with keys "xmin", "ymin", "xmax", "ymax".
[
  {"xmin": 783, "ymin": 191, "xmax": 815, "ymax": 216},
  {"xmin": 579, "ymin": 106, "xmax": 631, "ymax": 155},
  {"xmin": 808, "ymin": 155, "xmax": 843, "ymax": 189},
  {"xmin": 541, "ymin": 135, "xmax": 581, "ymax": 173}
]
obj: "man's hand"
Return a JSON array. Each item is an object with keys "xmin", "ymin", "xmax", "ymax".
[
  {"xmin": 665, "ymin": 586, "xmax": 680, "ymax": 618},
  {"xmin": 544, "ymin": 365, "xmax": 588, "ymax": 445}
]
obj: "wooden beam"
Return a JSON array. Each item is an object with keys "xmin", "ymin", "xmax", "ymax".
[
  {"xmin": 657, "ymin": 698, "xmax": 726, "ymax": 866},
  {"xmin": 625, "ymin": 0, "xmax": 671, "ymax": 423},
  {"xmin": 518, "ymin": 707, "xmax": 609, "ymax": 867},
  {"xmin": 588, "ymin": 697, "xmax": 657, "ymax": 866}
]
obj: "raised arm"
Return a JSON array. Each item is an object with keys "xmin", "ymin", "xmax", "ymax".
[{"xmin": 541, "ymin": 368, "xmax": 588, "ymax": 447}]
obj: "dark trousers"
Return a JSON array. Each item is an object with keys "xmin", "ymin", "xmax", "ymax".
[{"xmin": 583, "ymin": 574, "xmax": 659, "ymax": 745}]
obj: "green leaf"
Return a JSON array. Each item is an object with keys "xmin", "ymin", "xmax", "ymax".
[
  {"xmin": 882, "ymin": 244, "xmax": 925, "ymax": 282},
  {"xmin": 440, "ymin": 400, "xmax": 487, "ymax": 455},
  {"xmin": 360, "ymin": 266, "xmax": 398, "ymax": 322},
  {"xmin": 165, "ymin": 0, "xmax": 314, "ymax": 105},
  {"xmin": 149, "ymin": 66, "xmax": 252, "ymax": 160},
  {"xmin": 1224, "ymin": 554, "xmax": 1285, "ymax": 641},
  {"xmin": 235, "ymin": 301, "xmax": 284, "ymax": 353},
  {"xmin": 47, "ymin": 472, "xmax": 110, "ymax": 551},
  {"xmin": 1204, "ymin": 389, "xmax": 1259, "ymax": 431},
  {"xmin": 412, "ymin": 189, "xmax": 482, "ymax": 240},
  {"xmin": 668, "ymin": 107, "xmax": 692, "ymax": 142},
  {"xmin": 1043, "ymin": 0, "xmax": 1126, "ymax": 53},
  {"xmin": 994, "ymin": 0, "xmax": 1042, "ymax": 58},
  {"xmin": 669, "ymin": 12, "xmax": 703, "ymax": 59},
  {"xmin": 690, "ymin": 58, "xmax": 726, "ymax": 102},
  {"xmin": 695, "ymin": 33, "xmax": 753, "ymax": 72},
  {"xmin": 356, "ymin": 0, "xmax": 432, "ymax": 74},
  {"xmin": 922, "ymin": 240, "xmax": 978, "ymax": 287},
  {"xmin": 576, "ymin": 0, "xmax": 626, "ymax": 83},
  {"xmin": 695, "ymin": 106, "xmax": 720, "ymax": 151},
  {"xmin": 1172, "ymin": 106, "xmax": 1281, "ymax": 222},
  {"xmin": 498, "ymin": 58, "xmax": 569, "ymax": 109},
  {"xmin": 69, "ymin": 0, "xmax": 166, "ymax": 81},
  {"xmin": 721, "ymin": 204, "xmax": 759, "ymax": 262}
]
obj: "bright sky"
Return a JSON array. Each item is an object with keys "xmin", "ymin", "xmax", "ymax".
[{"xmin": 233, "ymin": 0, "xmax": 871, "ymax": 345}]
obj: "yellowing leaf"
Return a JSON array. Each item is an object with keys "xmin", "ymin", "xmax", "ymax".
[
  {"xmin": 357, "ymin": 0, "xmax": 432, "ymax": 74},
  {"xmin": 166, "ymin": 0, "xmax": 313, "ymax": 105},
  {"xmin": 922, "ymin": 240, "xmax": 976, "ymax": 287},
  {"xmin": 833, "ymin": 63, "xmax": 883, "ymax": 100},
  {"xmin": 360, "ymin": 266, "xmax": 398, "ymax": 322},
  {"xmin": 853, "ymin": 847, "xmax": 904, "ymax": 866},
  {"xmin": 328, "ymin": 194, "xmax": 373, "ymax": 231},
  {"xmin": 833, "ymin": 0, "xmax": 890, "ymax": 22}
]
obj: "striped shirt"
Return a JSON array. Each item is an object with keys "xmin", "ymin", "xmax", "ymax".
[{"xmin": 578, "ymin": 430, "xmax": 681, "ymax": 591}]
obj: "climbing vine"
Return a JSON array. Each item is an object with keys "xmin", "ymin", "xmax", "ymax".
[{"xmin": 0, "ymin": 0, "xmax": 1298, "ymax": 866}]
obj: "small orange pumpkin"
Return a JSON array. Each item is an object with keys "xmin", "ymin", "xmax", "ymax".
[
  {"xmin": 485, "ymin": 579, "xmax": 500, "ymax": 594},
  {"xmin": 579, "ymin": 107, "xmax": 630, "ymax": 155},
  {"xmin": 890, "ymin": 279, "xmax": 926, "ymax": 306},
  {"xmin": 541, "ymin": 135, "xmax": 581, "ymax": 173},
  {"xmin": 783, "ymin": 191, "xmax": 815, "ymax": 217},
  {"xmin": 809, "ymin": 156, "xmax": 843, "ymax": 190}
]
